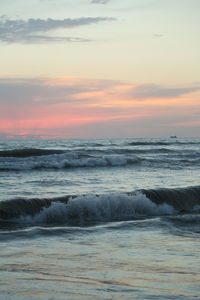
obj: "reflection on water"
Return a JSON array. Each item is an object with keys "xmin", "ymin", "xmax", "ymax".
[{"xmin": 0, "ymin": 222, "xmax": 199, "ymax": 300}]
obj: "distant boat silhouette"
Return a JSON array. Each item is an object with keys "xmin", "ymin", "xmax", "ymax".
[{"xmin": 170, "ymin": 135, "xmax": 177, "ymax": 138}]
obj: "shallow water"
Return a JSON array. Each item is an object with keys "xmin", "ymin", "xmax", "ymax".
[
  {"xmin": 0, "ymin": 138, "xmax": 200, "ymax": 299},
  {"xmin": 1, "ymin": 220, "xmax": 200, "ymax": 300}
]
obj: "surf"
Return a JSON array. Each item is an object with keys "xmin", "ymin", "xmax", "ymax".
[{"xmin": 0, "ymin": 186, "xmax": 200, "ymax": 226}]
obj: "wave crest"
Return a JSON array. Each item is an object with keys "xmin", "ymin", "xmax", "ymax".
[
  {"xmin": 1, "ymin": 186, "xmax": 200, "ymax": 226},
  {"xmin": 2, "ymin": 193, "xmax": 174, "ymax": 226},
  {"xmin": 0, "ymin": 148, "xmax": 64, "ymax": 157}
]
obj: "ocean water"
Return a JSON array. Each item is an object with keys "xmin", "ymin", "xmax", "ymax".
[{"xmin": 0, "ymin": 138, "xmax": 200, "ymax": 299}]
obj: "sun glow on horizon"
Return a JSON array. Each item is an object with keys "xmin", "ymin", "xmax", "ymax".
[{"xmin": 0, "ymin": 76, "xmax": 199, "ymax": 139}]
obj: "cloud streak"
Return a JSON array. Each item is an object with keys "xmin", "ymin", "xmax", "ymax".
[
  {"xmin": 91, "ymin": 0, "xmax": 111, "ymax": 4},
  {"xmin": 0, "ymin": 77, "xmax": 119, "ymax": 106},
  {"xmin": 1, "ymin": 78, "xmax": 199, "ymax": 107},
  {"xmin": 0, "ymin": 16, "xmax": 115, "ymax": 43},
  {"xmin": 130, "ymin": 84, "xmax": 200, "ymax": 99}
]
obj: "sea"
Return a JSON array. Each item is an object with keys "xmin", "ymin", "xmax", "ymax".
[{"xmin": 0, "ymin": 137, "xmax": 200, "ymax": 300}]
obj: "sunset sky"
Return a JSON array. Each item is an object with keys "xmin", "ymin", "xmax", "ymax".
[{"xmin": 0, "ymin": 0, "xmax": 200, "ymax": 139}]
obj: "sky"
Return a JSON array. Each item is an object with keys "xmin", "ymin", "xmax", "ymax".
[{"xmin": 0, "ymin": 0, "xmax": 200, "ymax": 139}]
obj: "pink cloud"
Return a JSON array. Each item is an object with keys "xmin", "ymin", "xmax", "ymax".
[{"xmin": 0, "ymin": 77, "xmax": 199, "ymax": 138}]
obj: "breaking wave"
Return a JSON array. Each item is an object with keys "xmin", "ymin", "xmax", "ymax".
[
  {"xmin": 1, "ymin": 139, "xmax": 199, "ymax": 171},
  {"xmin": 0, "ymin": 186, "xmax": 200, "ymax": 227},
  {"xmin": 0, "ymin": 153, "xmax": 141, "ymax": 171}
]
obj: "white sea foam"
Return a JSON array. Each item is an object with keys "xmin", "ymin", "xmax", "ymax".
[{"xmin": 0, "ymin": 154, "xmax": 140, "ymax": 170}]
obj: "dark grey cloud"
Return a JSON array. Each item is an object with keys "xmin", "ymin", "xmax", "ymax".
[
  {"xmin": 0, "ymin": 15, "xmax": 115, "ymax": 43},
  {"xmin": 130, "ymin": 84, "xmax": 200, "ymax": 99}
]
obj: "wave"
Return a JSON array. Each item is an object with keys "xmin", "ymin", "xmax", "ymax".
[
  {"xmin": 140, "ymin": 186, "xmax": 200, "ymax": 211},
  {"xmin": 1, "ymin": 140, "xmax": 199, "ymax": 171},
  {"xmin": 74, "ymin": 142, "xmax": 106, "ymax": 147},
  {"xmin": 127, "ymin": 141, "xmax": 171, "ymax": 146},
  {"xmin": 0, "ymin": 186, "xmax": 200, "ymax": 226},
  {"xmin": 0, "ymin": 148, "xmax": 64, "ymax": 157},
  {"xmin": 127, "ymin": 140, "xmax": 200, "ymax": 146},
  {"xmin": 0, "ymin": 154, "xmax": 141, "ymax": 171},
  {"xmin": 1, "ymin": 150, "xmax": 199, "ymax": 171},
  {"xmin": 0, "ymin": 146, "xmax": 174, "ymax": 159}
]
